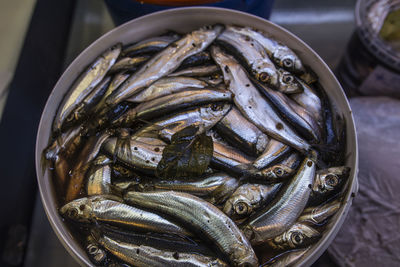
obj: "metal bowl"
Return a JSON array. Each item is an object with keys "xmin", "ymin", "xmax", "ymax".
[{"xmin": 35, "ymin": 7, "xmax": 359, "ymax": 267}]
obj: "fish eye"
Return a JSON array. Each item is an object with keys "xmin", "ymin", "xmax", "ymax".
[
  {"xmin": 211, "ymin": 103, "xmax": 220, "ymax": 111},
  {"xmin": 282, "ymin": 74, "xmax": 294, "ymax": 84},
  {"xmin": 325, "ymin": 174, "xmax": 339, "ymax": 187},
  {"xmin": 259, "ymin": 72, "xmax": 270, "ymax": 83},
  {"xmin": 68, "ymin": 208, "xmax": 79, "ymax": 218},
  {"xmin": 283, "ymin": 58, "xmax": 293, "ymax": 68},
  {"xmin": 88, "ymin": 245, "xmax": 99, "ymax": 255},
  {"xmin": 273, "ymin": 167, "xmax": 285, "ymax": 177},
  {"xmin": 291, "ymin": 232, "xmax": 303, "ymax": 245},
  {"xmin": 234, "ymin": 202, "xmax": 249, "ymax": 215}
]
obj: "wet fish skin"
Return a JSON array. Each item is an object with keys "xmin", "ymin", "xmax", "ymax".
[
  {"xmin": 54, "ymin": 43, "xmax": 121, "ymax": 132},
  {"xmin": 124, "ymin": 191, "xmax": 259, "ymax": 267},
  {"xmin": 253, "ymin": 152, "xmax": 301, "ymax": 182},
  {"xmin": 122, "ymin": 34, "xmax": 181, "ymax": 57},
  {"xmin": 168, "ymin": 65, "xmax": 221, "ymax": 77},
  {"xmin": 114, "ymin": 88, "xmax": 232, "ymax": 126},
  {"xmin": 210, "ymin": 45, "xmax": 310, "ymax": 153},
  {"xmin": 86, "ymin": 235, "xmax": 107, "ymax": 265},
  {"xmin": 106, "ymin": 25, "xmax": 224, "ymax": 106},
  {"xmin": 267, "ymin": 223, "xmax": 320, "ymax": 250},
  {"xmin": 86, "ymin": 155, "xmax": 112, "ymax": 196},
  {"xmin": 109, "ymin": 55, "xmax": 150, "ymax": 74},
  {"xmin": 265, "ymin": 247, "xmax": 310, "ymax": 267},
  {"xmin": 242, "ymin": 157, "xmax": 316, "ymax": 245},
  {"xmin": 253, "ymin": 139, "xmax": 291, "ymax": 170},
  {"xmin": 179, "ymin": 51, "xmax": 212, "ymax": 69},
  {"xmin": 217, "ymin": 26, "xmax": 279, "ymax": 88},
  {"xmin": 215, "ymin": 107, "xmax": 269, "ymax": 156},
  {"xmin": 92, "ymin": 230, "xmax": 228, "ymax": 267},
  {"xmin": 126, "ymin": 76, "xmax": 209, "ymax": 103},
  {"xmin": 60, "ymin": 195, "xmax": 189, "ymax": 236},
  {"xmin": 223, "ymin": 183, "xmax": 281, "ymax": 218},
  {"xmin": 299, "ymin": 199, "xmax": 341, "ymax": 225},
  {"xmin": 277, "ymin": 68, "xmax": 303, "ymax": 94}
]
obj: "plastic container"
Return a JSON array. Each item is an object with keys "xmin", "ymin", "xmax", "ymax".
[
  {"xmin": 35, "ymin": 7, "xmax": 359, "ymax": 267},
  {"xmin": 336, "ymin": 0, "xmax": 400, "ymax": 98}
]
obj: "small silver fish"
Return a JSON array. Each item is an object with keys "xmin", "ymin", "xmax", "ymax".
[
  {"xmin": 109, "ymin": 55, "xmax": 150, "ymax": 74},
  {"xmin": 168, "ymin": 65, "xmax": 221, "ymax": 77},
  {"xmin": 86, "ymin": 235, "xmax": 107, "ymax": 265},
  {"xmin": 86, "ymin": 155, "xmax": 112, "ymax": 196},
  {"xmin": 311, "ymin": 166, "xmax": 350, "ymax": 201},
  {"xmin": 299, "ymin": 199, "xmax": 341, "ymax": 225},
  {"xmin": 264, "ymin": 247, "xmax": 310, "ymax": 267},
  {"xmin": 267, "ymin": 223, "xmax": 320, "ymax": 250},
  {"xmin": 122, "ymin": 34, "xmax": 181, "ymax": 57},
  {"xmin": 277, "ymin": 68, "xmax": 303, "ymax": 94},
  {"xmin": 253, "ymin": 139, "xmax": 291, "ymax": 170}
]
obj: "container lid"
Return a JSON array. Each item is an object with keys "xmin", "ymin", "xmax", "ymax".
[{"xmin": 355, "ymin": 0, "xmax": 400, "ymax": 72}]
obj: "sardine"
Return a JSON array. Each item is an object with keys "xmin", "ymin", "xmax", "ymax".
[
  {"xmin": 86, "ymin": 235, "xmax": 107, "ymax": 265},
  {"xmin": 60, "ymin": 195, "xmax": 189, "ymax": 236},
  {"xmin": 135, "ymin": 103, "xmax": 231, "ymax": 142},
  {"xmin": 253, "ymin": 152, "xmax": 301, "ymax": 182},
  {"xmin": 106, "ymin": 25, "xmax": 224, "ymax": 106},
  {"xmin": 299, "ymin": 199, "xmax": 341, "ymax": 225},
  {"xmin": 223, "ymin": 183, "xmax": 281, "ymax": 218},
  {"xmin": 92, "ymin": 230, "xmax": 228, "ymax": 267},
  {"xmin": 109, "ymin": 55, "xmax": 150, "ymax": 74},
  {"xmin": 215, "ymin": 107, "xmax": 269, "ymax": 156},
  {"xmin": 122, "ymin": 34, "xmax": 181, "ymax": 57},
  {"xmin": 179, "ymin": 51, "xmax": 212, "ymax": 69},
  {"xmin": 114, "ymin": 88, "xmax": 232, "ymax": 125},
  {"xmin": 276, "ymin": 68, "xmax": 303, "ymax": 94},
  {"xmin": 211, "ymin": 45, "xmax": 310, "ymax": 153},
  {"xmin": 267, "ymin": 223, "xmax": 320, "ymax": 250},
  {"xmin": 252, "ymin": 77, "xmax": 321, "ymax": 142},
  {"xmin": 242, "ymin": 157, "xmax": 316, "ymax": 245},
  {"xmin": 168, "ymin": 65, "xmax": 221, "ymax": 77},
  {"xmin": 86, "ymin": 156, "xmax": 112, "ymax": 196},
  {"xmin": 126, "ymin": 76, "xmax": 209, "ymax": 103},
  {"xmin": 54, "ymin": 43, "xmax": 121, "ymax": 132},
  {"xmin": 226, "ymin": 26, "xmax": 305, "ymax": 74},
  {"xmin": 123, "ymin": 191, "xmax": 258, "ymax": 266},
  {"xmin": 264, "ymin": 247, "xmax": 310, "ymax": 267},
  {"xmin": 253, "ymin": 139, "xmax": 291, "ymax": 170},
  {"xmin": 217, "ymin": 26, "xmax": 279, "ymax": 88}
]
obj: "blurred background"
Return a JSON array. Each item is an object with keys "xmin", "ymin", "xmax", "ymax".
[{"xmin": 0, "ymin": 0, "xmax": 399, "ymax": 266}]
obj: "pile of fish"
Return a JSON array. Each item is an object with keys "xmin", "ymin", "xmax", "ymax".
[{"xmin": 44, "ymin": 24, "xmax": 350, "ymax": 266}]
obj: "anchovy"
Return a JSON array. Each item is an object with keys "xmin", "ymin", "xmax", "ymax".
[
  {"xmin": 217, "ymin": 26, "xmax": 279, "ymax": 88},
  {"xmin": 179, "ymin": 51, "xmax": 212, "ymax": 69},
  {"xmin": 253, "ymin": 139, "xmax": 291, "ymax": 170},
  {"xmin": 126, "ymin": 76, "xmax": 209, "ymax": 103},
  {"xmin": 86, "ymin": 156, "xmax": 112, "ymax": 196},
  {"xmin": 122, "ymin": 34, "xmax": 181, "ymax": 57},
  {"xmin": 211, "ymin": 45, "xmax": 310, "ymax": 153},
  {"xmin": 86, "ymin": 235, "xmax": 107, "ymax": 265},
  {"xmin": 276, "ymin": 68, "xmax": 303, "ymax": 94},
  {"xmin": 168, "ymin": 65, "xmax": 221, "ymax": 77},
  {"xmin": 92, "ymin": 230, "xmax": 228, "ymax": 267},
  {"xmin": 267, "ymin": 223, "xmax": 320, "ymax": 250},
  {"xmin": 251, "ymin": 77, "xmax": 320, "ymax": 142},
  {"xmin": 60, "ymin": 195, "xmax": 189, "ymax": 236},
  {"xmin": 253, "ymin": 152, "xmax": 301, "ymax": 182},
  {"xmin": 242, "ymin": 157, "xmax": 316, "ymax": 245},
  {"xmin": 123, "ymin": 191, "xmax": 258, "ymax": 266},
  {"xmin": 299, "ymin": 199, "xmax": 341, "ymax": 225},
  {"xmin": 109, "ymin": 55, "xmax": 150, "ymax": 74},
  {"xmin": 226, "ymin": 26, "xmax": 305, "ymax": 74},
  {"xmin": 134, "ymin": 103, "xmax": 231, "ymax": 142},
  {"xmin": 114, "ymin": 88, "xmax": 232, "ymax": 125},
  {"xmin": 106, "ymin": 25, "xmax": 224, "ymax": 106},
  {"xmin": 215, "ymin": 107, "xmax": 269, "ymax": 156},
  {"xmin": 54, "ymin": 43, "xmax": 121, "ymax": 132},
  {"xmin": 223, "ymin": 183, "xmax": 281, "ymax": 218},
  {"xmin": 264, "ymin": 247, "xmax": 310, "ymax": 267}
]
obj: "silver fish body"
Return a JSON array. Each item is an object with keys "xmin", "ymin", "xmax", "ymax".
[
  {"xmin": 211, "ymin": 45, "xmax": 310, "ymax": 153},
  {"xmin": 109, "ymin": 55, "xmax": 150, "ymax": 74},
  {"xmin": 86, "ymin": 235, "xmax": 107, "ymax": 265},
  {"xmin": 124, "ymin": 191, "xmax": 259, "ymax": 267},
  {"xmin": 217, "ymin": 26, "xmax": 278, "ymax": 88},
  {"xmin": 122, "ymin": 34, "xmax": 181, "ymax": 57},
  {"xmin": 54, "ymin": 43, "xmax": 121, "ymax": 132},
  {"xmin": 106, "ymin": 25, "xmax": 224, "ymax": 106},
  {"xmin": 267, "ymin": 223, "xmax": 320, "ymax": 250},
  {"xmin": 168, "ymin": 64, "xmax": 221, "ymax": 77},
  {"xmin": 93, "ymin": 231, "xmax": 228, "ymax": 267},
  {"xmin": 126, "ymin": 76, "xmax": 209, "ymax": 103},
  {"xmin": 226, "ymin": 26, "xmax": 305, "ymax": 74},
  {"xmin": 223, "ymin": 183, "xmax": 281, "ymax": 218},
  {"xmin": 242, "ymin": 157, "xmax": 316, "ymax": 245},
  {"xmin": 215, "ymin": 107, "xmax": 269, "ymax": 156},
  {"xmin": 114, "ymin": 88, "xmax": 232, "ymax": 125},
  {"xmin": 299, "ymin": 199, "xmax": 341, "ymax": 225},
  {"xmin": 253, "ymin": 139, "xmax": 291, "ymax": 170},
  {"xmin": 265, "ymin": 248, "xmax": 310, "ymax": 267},
  {"xmin": 86, "ymin": 156, "xmax": 112, "ymax": 196},
  {"xmin": 60, "ymin": 196, "xmax": 189, "ymax": 236}
]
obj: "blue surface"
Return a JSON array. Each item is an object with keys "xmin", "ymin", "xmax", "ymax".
[{"xmin": 105, "ymin": 0, "xmax": 274, "ymax": 25}]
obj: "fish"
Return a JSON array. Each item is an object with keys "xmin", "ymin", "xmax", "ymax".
[
  {"xmin": 134, "ymin": 103, "xmax": 231, "ymax": 142},
  {"xmin": 241, "ymin": 157, "xmax": 316, "ymax": 245},
  {"xmin": 264, "ymin": 247, "xmax": 310, "ymax": 267},
  {"xmin": 109, "ymin": 55, "xmax": 150, "ymax": 74},
  {"xmin": 253, "ymin": 139, "xmax": 291, "ymax": 170},
  {"xmin": 113, "ymin": 88, "xmax": 232, "ymax": 126},
  {"xmin": 252, "ymin": 152, "xmax": 301, "ymax": 182},
  {"xmin": 217, "ymin": 26, "xmax": 279, "ymax": 88},
  {"xmin": 299, "ymin": 199, "xmax": 341, "ymax": 225},
  {"xmin": 126, "ymin": 76, "xmax": 209, "ymax": 103},
  {"xmin": 210, "ymin": 45, "xmax": 310, "ymax": 153},
  {"xmin": 215, "ymin": 107, "xmax": 270, "ymax": 156},
  {"xmin": 199, "ymin": 75, "xmax": 224, "ymax": 86},
  {"xmin": 178, "ymin": 51, "xmax": 212, "ymax": 69},
  {"xmin": 86, "ymin": 155, "xmax": 112, "ymax": 196},
  {"xmin": 91, "ymin": 229, "xmax": 228, "ymax": 267},
  {"xmin": 60, "ymin": 195, "xmax": 190, "ymax": 236},
  {"xmin": 223, "ymin": 183, "xmax": 281, "ymax": 218},
  {"xmin": 266, "ymin": 223, "xmax": 320, "ymax": 250},
  {"xmin": 226, "ymin": 26, "xmax": 305, "ymax": 74},
  {"xmin": 86, "ymin": 235, "xmax": 107, "ymax": 265},
  {"xmin": 124, "ymin": 191, "xmax": 258, "ymax": 266},
  {"xmin": 168, "ymin": 65, "xmax": 221, "ymax": 77},
  {"xmin": 54, "ymin": 43, "xmax": 121, "ymax": 132},
  {"xmin": 276, "ymin": 68, "xmax": 303, "ymax": 94},
  {"xmin": 137, "ymin": 173, "xmax": 239, "ymax": 205},
  {"xmin": 45, "ymin": 125, "xmax": 83, "ymax": 161},
  {"xmin": 121, "ymin": 34, "xmax": 181, "ymax": 57},
  {"xmin": 106, "ymin": 25, "xmax": 224, "ymax": 106},
  {"xmin": 251, "ymin": 77, "xmax": 321, "ymax": 142}
]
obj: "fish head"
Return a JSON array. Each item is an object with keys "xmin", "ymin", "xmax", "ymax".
[
  {"xmin": 277, "ymin": 68, "xmax": 303, "ymax": 94},
  {"xmin": 313, "ymin": 166, "xmax": 350, "ymax": 194},
  {"xmin": 59, "ymin": 197, "xmax": 93, "ymax": 223},
  {"xmin": 269, "ymin": 223, "xmax": 320, "ymax": 250},
  {"xmin": 272, "ymin": 47, "xmax": 304, "ymax": 74},
  {"xmin": 199, "ymin": 103, "xmax": 231, "ymax": 123},
  {"xmin": 254, "ymin": 62, "xmax": 279, "ymax": 88},
  {"xmin": 258, "ymin": 165, "xmax": 294, "ymax": 181},
  {"xmin": 193, "ymin": 24, "xmax": 225, "ymax": 48},
  {"xmin": 86, "ymin": 235, "xmax": 106, "ymax": 264},
  {"xmin": 223, "ymin": 194, "xmax": 253, "ymax": 218}
]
